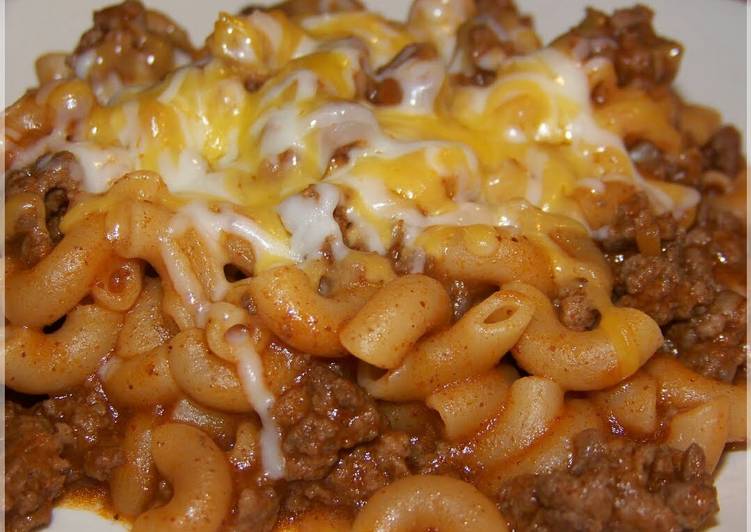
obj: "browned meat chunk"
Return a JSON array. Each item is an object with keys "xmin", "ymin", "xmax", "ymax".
[
  {"xmin": 229, "ymin": 486, "xmax": 280, "ymax": 532},
  {"xmin": 454, "ymin": 0, "xmax": 540, "ymax": 85},
  {"xmin": 6, "ymin": 151, "xmax": 82, "ymax": 267},
  {"xmin": 498, "ymin": 430, "xmax": 718, "ymax": 532},
  {"xmin": 41, "ymin": 378, "xmax": 124, "ymax": 482},
  {"xmin": 72, "ymin": 0, "xmax": 195, "ymax": 91},
  {"xmin": 554, "ymin": 280, "xmax": 601, "ymax": 332},
  {"xmin": 554, "ymin": 5, "xmax": 682, "ymax": 90},
  {"xmin": 665, "ymin": 290, "xmax": 747, "ymax": 382},
  {"xmin": 599, "ymin": 192, "xmax": 677, "ymax": 254},
  {"xmin": 702, "ymin": 126, "xmax": 743, "ymax": 178},
  {"xmin": 272, "ymin": 364, "xmax": 382, "ymax": 480},
  {"xmin": 4, "ymin": 402, "xmax": 71, "ymax": 532},
  {"xmin": 285, "ymin": 431, "xmax": 411, "ymax": 513},
  {"xmin": 604, "ymin": 194, "xmax": 746, "ymax": 382},
  {"xmin": 613, "ymin": 235, "xmax": 716, "ymax": 326},
  {"xmin": 627, "ymin": 125, "xmax": 744, "ymax": 192},
  {"xmin": 628, "ymin": 139, "xmax": 704, "ymax": 190}
]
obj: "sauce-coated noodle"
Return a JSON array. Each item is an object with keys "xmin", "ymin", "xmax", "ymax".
[{"xmin": 352, "ymin": 475, "xmax": 509, "ymax": 532}]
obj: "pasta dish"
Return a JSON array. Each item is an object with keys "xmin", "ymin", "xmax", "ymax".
[{"xmin": 4, "ymin": 0, "xmax": 747, "ymax": 530}]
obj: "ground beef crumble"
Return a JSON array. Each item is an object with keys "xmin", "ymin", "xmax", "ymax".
[
  {"xmin": 454, "ymin": 0, "xmax": 540, "ymax": 86},
  {"xmin": 40, "ymin": 378, "xmax": 124, "ymax": 482},
  {"xmin": 554, "ymin": 280, "xmax": 601, "ymax": 332},
  {"xmin": 553, "ymin": 5, "xmax": 682, "ymax": 90},
  {"xmin": 5, "ymin": 151, "xmax": 82, "ymax": 267},
  {"xmin": 4, "ymin": 403, "xmax": 71, "ymax": 532},
  {"xmin": 272, "ymin": 363, "xmax": 383, "ymax": 481},
  {"xmin": 498, "ymin": 429, "xmax": 719, "ymax": 532},
  {"xmin": 283, "ymin": 431, "xmax": 412, "ymax": 513},
  {"xmin": 4, "ymin": 380, "xmax": 124, "ymax": 531},
  {"xmin": 605, "ymin": 196, "xmax": 747, "ymax": 381},
  {"xmin": 72, "ymin": 0, "xmax": 195, "ymax": 89}
]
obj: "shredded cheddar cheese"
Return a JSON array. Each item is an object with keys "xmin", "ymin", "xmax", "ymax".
[{"xmin": 37, "ymin": 8, "xmax": 698, "ymax": 279}]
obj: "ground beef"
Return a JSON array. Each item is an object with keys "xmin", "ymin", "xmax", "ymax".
[
  {"xmin": 611, "ymin": 235, "xmax": 716, "ymax": 327},
  {"xmin": 228, "ymin": 486, "xmax": 280, "ymax": 532},
  {"xmin": 6, "ymin": 151, "xmax": 82, "ymax": 267},
  {"xmin": 4, "ymin": 403, "xmax": 71, "ymax": 532},
  {"xmin": 626, "ymin": 124, "xmax": 743, "ymax": 193},
  {"xmin": 554, "ymin": 280, "xmax": 601, "ymax": 332},
  {"xmin": 628, "ymin": 139, "xmax": 704, "ymax": 190},
  {"xmin": 272, "ymin": 363, "xmax": 382, "ymax": 481},
  {"xmin": 599, "ymin": 192, "xmax": 677, "ymax": 254},
  {"xmin": 684, "ymin": 202, "xmax": 746, "ymax": 283},
  {"xmin": 72, "ymin": 0, "xmax": 195, "ymax": 90},
  {"xmin": 284, "ymin": 431, "xmax": 412, "ymax": 513},
  {"xmin": 453, "ymin": 0, "xmax": 540, "ymax": 86},
  {"xmin": 40, "ymin": 378, "xmax": 124, "ymax": 482},
  {"xmin": 702, "ymin": 126, "xmax": 743, "ymax": 178},
  {"xmin": 604, "ymin": 194, "xmax": 746, "ymax": 382},
  {"xmin": 498, "ymin": 429, "xmax": 718, "ymax": 532},
  {"xmin": 664, "ymin": 290, "xmax": 747, "ymax": 383},
  {"xmin": 4, "ymin": 379, "xmax": 125, "ymax": 529},
  {"xmin": 553, "ymin": 5, "xmax": 682, "ymax": 90}
]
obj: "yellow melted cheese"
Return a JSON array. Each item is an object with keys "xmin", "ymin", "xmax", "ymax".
[{"xmin": 50, "ymin": 8, "xmax": 699, "ymax": 273}]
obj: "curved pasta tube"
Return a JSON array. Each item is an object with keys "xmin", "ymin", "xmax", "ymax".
[
  {"xmin": 666, "ymin": 398, "xmax": 730, "ymax": 473},
  {"xmin": 92, "ymin": 258, "xmax": 145, "ymax": 312},
  {"xmin": 592, "ymin": 371, "xmax": 658, "ymax": 436},
  {"xmin": 105, "ymin": 200, "xmax": 173, "ymax": 274},
  {"xmin": 116, "ymin": 278, "xmax": 177, "ymax": 358},
  {"xmin": 162, "ymin": 282, "xmax": 197, "ymax": 331},
  {"xmin": 170, "ymin": 399, "xmax": 242, "ymax": 450},
  {"xmin": 6, "ymin": 214, "xmax": 113, "ymax": 327},
  {"xmin": 478, "ymin": 399, "xmax": 605, "ymax": 493},
  {"xmin": 168, "ymin": 329, "xmax": 252, "ymax": 413},
  {"xmin": 352, "ymin": 475, "xmax": 508, "ymax": 532},
  {"xmin": 61, "ymin": 171, "xmax": 170, "ymax": 232},
  {"xmin": 421, "ymin": 225, "xmax": 556, "ymax": 296},
  {"xmin": 6, "ymin": 304, "xmax": 122, "ymax": 394},
  {"xmin": 110, "ymin": 413, "xmax": 157, "ymax": 517},
  {"xmin": 426, "ymin": 365, "xmax": 518, "ymax": 442},
  {"xmin": 546, "ymin": 227, "xmax": 613, "ymax": 292},
  {"xmin": 341, "ymin": 274, "xmax": 451, "ymax": 369},
  {"xmin": 248, "ymin": 265, "xmax": 373, "ymax": 357},
  {"xmin": 644, "ymin": 356, "xmax": 746, "ymax": 443},
  {"xmin": 205, "ymin": 302, "xmax": 251, "ymax": 362},
  {"xmin": 473, "ymin": 376, "xmax": 565, "ymax": 468},
  {"xmin": 359, "ymin": 289, "xmax": 533, "ymax": 401},
  {"xmin": 179, "ymin": 230, "xmax": 229, "ymax": 303},
  {"xmin": 509, "ymin": 282, "xmax": 662, "ymax": 391},
  {"xmin": 133, "ymin": 423, "xmax": 232, "ymax": 532},
  {"xmin": 103, "ymin": 344, "xmax": 181, "ymax": 409}
]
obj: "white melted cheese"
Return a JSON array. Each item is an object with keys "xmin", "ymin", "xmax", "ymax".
[
  {"xmin": 385, "ymin": 55, "xmax": 446, "ymax": 114},
  {"xmin": 227, "ymin": 329, "xmax": 286, "ymax": 480},
  {"xmin": 157, "ymin": 150, "xmax": 234, "ymax": 201},
  {"xmin": 407, "ymin": 0, "xmax": 474, "ymax": 62},
  {"xmin": 331, "ymin": 174, "xmax": 494, "ymax": 249},
  {"xmin": 277, "ymin": 183, "xmax": 348, "ymax": 261}
]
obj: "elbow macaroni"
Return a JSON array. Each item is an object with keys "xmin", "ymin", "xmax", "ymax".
[{"xmin": 3, "ymin": 0, "xmax": 744, "ymax": 529}]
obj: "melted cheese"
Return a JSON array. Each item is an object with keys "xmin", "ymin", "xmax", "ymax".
[
  {"xmin": 8, "ymin": 5, "xmax": 706, "ymax": 467},
  {"xmin": 227, "ymin": 329, "xmax": 286, "ymax": 480},
  {"xmin": 50, "ymin": 10, "xmax": 694, "ymax": 253},
  {"xmin": 19, "ymin": 7, "xmax": 699, "ymax": 340}
]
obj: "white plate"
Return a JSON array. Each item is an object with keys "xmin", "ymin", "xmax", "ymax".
[{"xmin": 4, "ymin": 0, "xmax": 747, "ymax": 530}]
